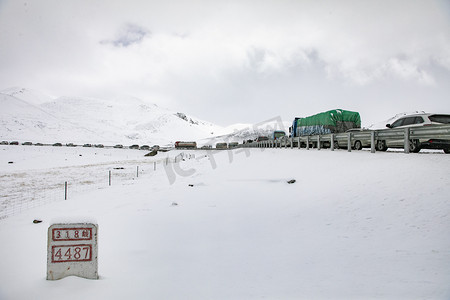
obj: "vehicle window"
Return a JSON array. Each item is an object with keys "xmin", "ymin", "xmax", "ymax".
[
  {"xmin": 402, "ymin": 117, "xmax": 415, "ymax": 126},
  {"xmin": 429, "ymin": 114, "xmax": 450, "ymax": 124},
  {"xmin": 391, "ymin": 119, "xmax": 404, "ymax": 128},
  {"xmin": 414, "ymin": 116, "xmax": 424, "ymax": 124}
]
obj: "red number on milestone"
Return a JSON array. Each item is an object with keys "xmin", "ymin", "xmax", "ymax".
[
  {"xmin": 55, "ymin": 248, "xmax": 62, "ymax": 260},
  {"xmin": 56, "ymin": 231, "xmax": 61, "ymax": 239},
  {"xmin": 74, "ymin": 230, "xmax": 79, "ymax": 238},
  {"xmin": 65, "ymin": 231, "xmax": 69, "ymax": 239},
  {"xmin": 64, "ymin": 248, "xmax": 72, "ymax": 259},
  {"xmin": 74, "ymin": 247, "xmax": 81, "ymax": 259},
  {"xmin": 83, "ymin": 247, "xmax": 90, "ymax": 259}
]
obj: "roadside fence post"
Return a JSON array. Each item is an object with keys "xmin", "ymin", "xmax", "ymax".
[
  {"xmin": 404, "ymin": 128, "xmax": 410, "ymax": 154},
  {"xmin": 347, "ymin": 132, "xmax": 352, "ymax": 152},
  {"xmin": 371, "ymin": 131, "xmax": 376, "ymax": 153}
]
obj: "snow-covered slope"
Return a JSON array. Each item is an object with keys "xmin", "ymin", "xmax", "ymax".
[
  {"xmin": 0, "ymin": 88, "xmax": 222, "ymax": 145},
  {"xmin": 0, "ymin": 147, "xmax": 449, "ymax": 299}
]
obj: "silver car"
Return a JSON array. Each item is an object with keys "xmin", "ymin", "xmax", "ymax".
[
  {"xmin": 336, "ymin": 128, "xmax": 372, "ymax": 150},
  {"xmin": 377, "ymin": 113, "xmax": 450, "ymax": 153}
]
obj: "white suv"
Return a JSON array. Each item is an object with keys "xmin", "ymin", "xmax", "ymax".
[{"xmin": 376, "ymin": 113, "xmax": 450, "ymax": 153}]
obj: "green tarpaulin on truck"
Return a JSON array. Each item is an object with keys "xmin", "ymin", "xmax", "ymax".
[{"xmin": 296, "ymin": 109, "xmax": 361, "ymax": 136}]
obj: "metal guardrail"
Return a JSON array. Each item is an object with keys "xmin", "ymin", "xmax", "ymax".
[{"xmin": 241, "ymin": 124, "xmax": 450, "ymax": 154}]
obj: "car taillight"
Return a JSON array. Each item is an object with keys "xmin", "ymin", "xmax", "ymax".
[{"xmin": 429, "ymin": 140, "xmax": 433, "ymax": 143}]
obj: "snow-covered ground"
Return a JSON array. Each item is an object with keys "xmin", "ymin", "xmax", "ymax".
[{"xmin": 1, "ymin": 146, "xmax": 450, "ymax": 300}]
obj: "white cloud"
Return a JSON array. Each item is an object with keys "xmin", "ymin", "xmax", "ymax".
[{"xmin": 0, "ymin": 0, "xmax": 449, "ymax": 125}]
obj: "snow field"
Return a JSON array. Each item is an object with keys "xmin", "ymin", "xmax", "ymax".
[{"xmin": 0, "ymin": 147, "xmax": 450, "ymax": 299}]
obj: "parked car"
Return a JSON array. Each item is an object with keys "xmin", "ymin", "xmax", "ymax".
[
  {"xmin": 94, "ymin": 144, "xmax": 104, "ymax": 148},
  {"xmin": 129, "ymin": 144, "xmax": 139, "ymax": 149},
  {"xmin": 35, "ymin": 143, "xmax": 44, "ymax": 146},
  {"xmin": 228, "ymin": 142, "xmax": 239, "ymax": 148},
  {"xmin": 336, "ymin": 128, "xmax": 372, "ymax": 150},
  {"xmin": 140, "ymin": 145, "xmax": 150, "ymax": 150},
  {"xmin": 114, "ymin": 144, "xmax": 124, "ymax": 149},
  {"xmin": 83, "ymin": 144, "xmax": 92, "ymax": 147},
  {"xmin": 0, "ymin": 141, "xmax": 8, "ymax": 145},
  {"xmin": 216, "ymin": 142, "xmax": 228, "ymax": 149},
  {"xmin": 10, "ymin": 141, "xmax": 19, "ymax": 145},
  {"xmin": 53, "ymin": 143, "xmax": 62, "ymax": 147},
  {"xmin": 22, "ymin": 142, "xmax": 32, "ymax": 146},
  {"xmin": 378, "ymin": 113, "xmax": 450, "ymax": 153}
]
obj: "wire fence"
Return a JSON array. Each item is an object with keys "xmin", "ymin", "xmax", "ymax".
[{"xmin": 0, "ymin": 152, "xmax": 188, "ymax": 221}]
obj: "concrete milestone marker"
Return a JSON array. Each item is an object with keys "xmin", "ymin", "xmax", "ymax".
[{"xmin": 47, "ymin": 223, "xmax": 98, "ymax": 280}]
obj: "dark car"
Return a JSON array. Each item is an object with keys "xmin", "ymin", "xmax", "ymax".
[
  {"xmin": 83, "ymin": 144, "xmax": 92, "ymax": 147},
  {"xmin": 129, "ymin": 144, "xmax": 139, "ymax": 149},
  {"xmin": 53, "ymin": 143, "xmax": 62, "ymax": 147},
  {"xmin": 22, "ymin": 142, "xmax": 32, "ymax": 146},
  {"xmin": 140, "ymin": 145, "xmax": 150, "ymax": 150},
  {"xmin": 114, "ymin": 144, "xmax": 124, "ymax": 149},
  {"xmin": 10, "ymin": 141, "xmax": 19, "ymax": 145}
]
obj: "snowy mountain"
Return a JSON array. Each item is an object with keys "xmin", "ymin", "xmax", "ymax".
[
  {"xmin": 199, "ymin": 119, "xmax": 291, "ymax": 146},
  {"xmin": 0, "ymin": 87, "xmax": 222, "ymax": 146}
]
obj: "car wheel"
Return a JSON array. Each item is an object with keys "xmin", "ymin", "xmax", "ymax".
[
  {"xmin": 444, "ymin": 148, "xmax": 450, "ymax": 154},
  {"xmin": 354, "ymin": 140, "xmax": 362, "ymax": 150},
  {"xmin": 409, "ymin": 139, "xmax": 421, "ymax": 153},
  {"xmin": 375, "ymin": 140, "xmax": 387, "ymax": 151}
]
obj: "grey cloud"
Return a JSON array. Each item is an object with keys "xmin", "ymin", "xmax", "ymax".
[{"xmin": 101, "ymin": 23, "xmax": 150, "ymax": 47}]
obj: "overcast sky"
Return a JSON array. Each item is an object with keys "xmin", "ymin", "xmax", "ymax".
[{"xmin": 1, "ymin": 0, "xmax": 449, "ymax": 127}]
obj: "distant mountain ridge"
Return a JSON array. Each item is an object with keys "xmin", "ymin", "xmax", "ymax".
[{"xmin": 0, "ymin": 87, "xmax": 222, "ymax": 146}]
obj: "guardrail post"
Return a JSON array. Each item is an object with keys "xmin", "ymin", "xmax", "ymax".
[
  {"xmin": 317, "ymin": 136, "xmax": 321, "ymax": 150},
  {"xmin": 297, "ymin": 137, "xmax": 301, "ymax": 149},
  {"xmin": 347, "ymin": 132, "xmax": 352, "ymax": 152},
  {"xmin": 404, "ymin": 128, "xmax": 410, "ymax": 154},
  {"xmin": 371, "ymin": 131, "xmax": 375, "ymax": 153},
  {"xmin": 306, "ymin": 136, "xmax": 310, "ymax": 150},
  {"xmin": 331, "ymin": 134, "xmax": 335, "ymax": 151}
]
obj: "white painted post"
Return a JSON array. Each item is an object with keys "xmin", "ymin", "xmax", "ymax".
[
  {"xmin": 331, "ymin": 134, "xmax": 335, "ymax": 151},
  {"xmin": 317, "ymin": 136, "xmax": 321, "ymax": 150},
  {"xmin": 47, "ymin": 223, "xmax": 99, "ymax": 280},
  {"xmin": 306, "ymin": 136, "xmax": 310, "ymax": 150}
]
